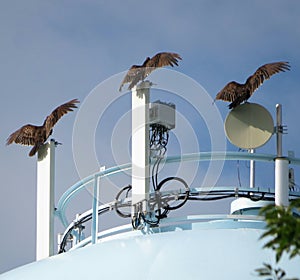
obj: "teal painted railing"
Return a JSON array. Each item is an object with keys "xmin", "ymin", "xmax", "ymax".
[{"xmin": 55, "ymin": 151, "xmax": 300, "ymax": 228}]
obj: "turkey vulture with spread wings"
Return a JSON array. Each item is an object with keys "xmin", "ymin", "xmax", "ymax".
[
  {"xmin": 119, "ymin": 52, "xmax": 182, "ymax": 91},
  {"xmin": 6, "ymin": 98, "xmax": 79, "ymax": 156},
  {"xmin": 215, "ymin": 62, "xmax": 290, "ymax": 109}
]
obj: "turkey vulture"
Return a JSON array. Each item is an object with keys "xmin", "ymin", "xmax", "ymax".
[
  {"xmin": 6, "ymin": 98, "xmax": 79, "ymax": 156},
  {"xmin": 215, "ymin": 62, "xmax": 290, "ymax": 109},
  {"xmin": 119, "ymin": 52, "xmax": 182, "ymax": 91}
]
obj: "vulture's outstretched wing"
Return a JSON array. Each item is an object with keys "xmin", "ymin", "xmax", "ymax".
[
  {"xmin": 215, "ymin": 81, "xmax": 241, "ymax": 102},
  {"xmin": 44, "ymin": 99, "xmax": 79, "ymax": 136},
  {"xmin": 6, "ymin": 124, "xmax": 38, "ymax": 146},
  {"xmin": 119, "ymin": 66, "xmax": 143, "ymax": 91},
  {"xmin": 119, "ymin": 52, "xmax": 182, "ymax": 91},
  {"xmin": 215, "ymin": 61, "xmax": 290, "ymax": 108},
  {"xmin": 245, "ymin": 62, "xmax": 290, "ymax": 94},
  {"xmin": 7, "ymin": 98, "xmax": 79, "ymax": 156},
  {"xmin": 144, "ymin": 52, "xmax": 182, "ymax": 76}
]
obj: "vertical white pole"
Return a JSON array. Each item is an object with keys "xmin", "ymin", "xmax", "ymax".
[
  {"xmin": 36, "ymin": 140, "xmax": 55, "ymax": 260},
  {"xmin": 274, "ymin": 104, "xmax": 289, "ymax": 207},
  {"xmin": 275, "ymin": 158, "xmax": 289, "ymax": 206},
  {"xmin": 249, "ymin": 149, "xmax": 255, "ymax": 188},
  {"xmin": 131, "ymin": 81, "xmax": 151, "ymax": 215}
]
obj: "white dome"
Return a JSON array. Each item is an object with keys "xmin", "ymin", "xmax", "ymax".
[{"xmin": 1, "ymin": 217, "xmax": 299, "ymax": 280}]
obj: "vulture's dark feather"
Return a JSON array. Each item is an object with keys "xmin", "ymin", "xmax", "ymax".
[
  {"xmin": 215, "ymin": 62, "xmax": 290, "ymax": 109},
  {"xmin": 119, "ymin": 52, "xmax": 182, "ymax": 91},
  {"xmin": 6, "ymin": 99, "xmax": 79, "ymax": 156}
]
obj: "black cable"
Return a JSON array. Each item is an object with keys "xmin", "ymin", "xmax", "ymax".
[
  {"xmin": 154, "ymin": 147, "xmax": 166, "ymax": 190},
  {"xmin": 132, "ymin": 212, "xmax": 143, "ymax": 229},
  {"xmin": 154, "ymin": 208, "xmax": 169, "ymax": 220},
  {"xmin": 150, "ymin": 126, "xmax": 190, "ymax": 223},
  {"xmin": 59, "ymin": 184, "xmax": 286, "ymax": 253},
  {"xmin": 187, "ymin": 191, "xmax": 269, "ymax": 202},
  {"xmin": 115, "ymin": 185, "xmax": 132, "ymax": 218},
  {"xmin": 58, "ymin": 206, "xmax": 110, "ymax": 254},
  {"xmin": 152, "ymin": 155, "xmax": 160, "ymax": 191},
  {"xmin": 247, "ymin": 191, "xmax": 265, "ymax": 201},
  {"xmin": 150, "ymin": 124, "xmax": 169, "ymax": 191},
  {"xmin": 141, "ymin": 212, "xmax": 160, "ymax": 226},
  {"xmin": 157, "ymin": 176, "xmax": 189, "ymax": 210},
  {"xmin": 58, "ymin": 228, "xmax": 73, "ymax": 254},
  {"xmin": 188, "ymin": 194, "xmax": 234, "ymax": 201}
]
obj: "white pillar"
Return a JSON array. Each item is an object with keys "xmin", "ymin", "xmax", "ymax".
[
  {"xmin": 275, "ymin": 157, "xmax": 289, "ymax": 207},
  {"xmin": 274, "ymin": 104, "xmax": 289, "ymax": 207},
  {"xmin": 131, "ymin": 81, "xmax": 151, "ymax": 215},
  {"xmin": 249, "ymin": 149, "xmax": 255, "ymax": 188},
  {"xmin": 36, "ymin": 140, "xmax": 55, "ymax": 260}
]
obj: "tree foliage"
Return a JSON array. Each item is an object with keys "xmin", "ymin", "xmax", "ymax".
[
  {"xmin": 255, "ymin": 198, "xmax": 300, "ymax": 280},
  {"xmin": 259, "ymin": 199, "xmax": 300, "ymax": 262},
  {"xmin": 255, "ymin": 262, "xmax": 298, "ymax": 280}
]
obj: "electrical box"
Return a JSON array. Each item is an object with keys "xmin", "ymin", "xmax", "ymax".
[{"xmin": 149, "ymin": 101, "xmax": 176, "ymax": 130}]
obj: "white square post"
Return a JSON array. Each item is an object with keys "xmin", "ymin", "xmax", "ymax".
[
  {"xmin": 131, "ymin": 81, "xmax": 151, "ymax": 215},
  {"xmin": 36, "ymin": 139, "xmax": 56, "ymax": 260}
]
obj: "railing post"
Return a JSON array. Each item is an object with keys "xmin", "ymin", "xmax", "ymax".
[
  {"xmin": 249, "ymin": 149, "xmax": 255, "ymax": 188},
  {"xmin": 91, "ymin": 174, "xmax": 99, "ymax": 244}
]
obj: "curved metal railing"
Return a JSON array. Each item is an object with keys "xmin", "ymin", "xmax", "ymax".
[
  {"xmin": 55, "ymin": 151, "xmax": 300, "ymax": 253},
  {"xmin": 55, "ymin": 151, "xmax": 300, "ymax": 227}
]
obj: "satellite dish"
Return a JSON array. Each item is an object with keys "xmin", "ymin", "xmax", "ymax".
[{"xmin": 224, "ymin": 103, "xmax": 274, "ymax": 149}]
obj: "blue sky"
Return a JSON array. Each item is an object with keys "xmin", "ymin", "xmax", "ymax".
[{"xmin": 1, "ymin": 0, "xmax": 300, "ymax": 273}]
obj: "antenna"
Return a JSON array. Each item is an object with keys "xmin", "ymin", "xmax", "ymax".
[
  {"xmin": 224, "ymin": 103, "xmax": 274, "ymax": 150},
  {"xmin": 224, "ymin": 102, "xmax": 289, "ymax": 206},
  {"xmin": 224, "ymin": 103, "xmax": 274, "ymax": 188}
]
